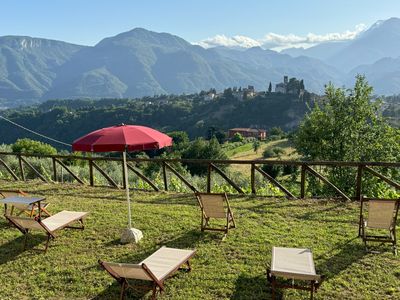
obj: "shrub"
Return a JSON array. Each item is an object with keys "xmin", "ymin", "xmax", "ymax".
[
  {"xmin": 272, "ymin": 147, "xmax": 284, "ymax": 156},
  {"xmin": 262, "ymin": 148, "xmax": 275, "ymax": 158},
  {"xmin": 282, "ymin": 164, "xmax": 298, "ymax": 176},
  {"xmin": 231, "ymin": 132, "xmax": 243, "ymax": 142},
  {"xmin": 261, "ymin": 165, "xmax": 282, "ymax": 178},
  {"xmin": 12, "ymin": 138, "xmax": 57, "ymax": 155}
]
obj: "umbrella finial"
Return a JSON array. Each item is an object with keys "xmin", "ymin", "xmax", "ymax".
[{"xmin": 118, "ymin": 123, "xmax": 125, "ymax": 126}]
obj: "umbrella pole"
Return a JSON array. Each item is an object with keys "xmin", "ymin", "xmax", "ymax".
[
  {"xmin": 120, "ymin": 151, "xmax": 142, "ymax": 243},
  {"xmin": 123, "ymin": 150, "xmax": 132, "ymax": 228}
]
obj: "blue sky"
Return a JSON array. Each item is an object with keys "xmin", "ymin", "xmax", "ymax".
[{"xmin": 1, "ymin": 0, "xmax": 399, "ymax": 48}]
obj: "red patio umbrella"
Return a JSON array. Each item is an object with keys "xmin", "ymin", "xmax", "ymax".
[
  {"xmin": 72, "ymin": 124, "xmax": 172, "ymax": 243},
  {"xmin": 72, "ymin": 124, "xmax": 172, "ymax": 152}
]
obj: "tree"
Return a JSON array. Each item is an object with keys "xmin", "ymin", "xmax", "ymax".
[
  {"xmin": 253, "ymin": 140, "xmax": 260, "ymax": 153},
  {"xmin": 269, "ymin": 127, "xmax": 284, "ymax": 138},
  {"xmin": 206, "ymin": 127, "xmax": 226, "ymax": 143},
  {"xmin": 12, "ymin": 138, "xmax": 57, "ymax": 155},
  {"xmin": 268, "ymin": 82, "xmax": 272, "ymax": 93},
  {"xmin": 300, "ymin": 79, "xmax": 305, "ymax": 91},
  {"xmin": 231, "ymin": 132, "xmax": 243, "ymax": 142},
  {"xmin": 294, "ymin": 75, "xmax": 400, "ymax": 196},
  {"xmin": 182, "ymin": 137, "xmax": 227, "ymax": 175},
  {"xmin": 168, "ymin": 131, "xmax": 189, "ymax": 151},
  {"xmin": 214, "ymin": 130, "xmax": 227, "ymax": 144},
  {"xmin": 223, "ymin": 88, "xmax": 233, "ymax": 99},
  {"xmin": 207, "ymin": 126, "xmax": 217, "ymax": 140}
]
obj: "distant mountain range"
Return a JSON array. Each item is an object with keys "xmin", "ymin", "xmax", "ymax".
[
  {"xmin": 1, "ymin": 17, "xmax": 400, "ymax": 107},
  {"xmin": 282, "ymin": 17, "xmax": 400, "ymax": 95}
]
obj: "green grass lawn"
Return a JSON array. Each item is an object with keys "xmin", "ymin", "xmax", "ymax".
[
  {"xmin": 0, "ymin": 180, "xmax": 399, "ymax": 299},
  {"xmin": 224, "ymin": 142, "xmax": 255, "ymax": 157}
]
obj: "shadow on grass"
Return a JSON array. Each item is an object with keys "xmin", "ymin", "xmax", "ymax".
[
  {"xmin": 290, "ymin": 203, "xmax": 357, "ymax": 225},
  {"xmin": 0, "ymin": 234, "xmax": 45, "ymax": 265},
  {"xmin": 93, "ymin": 281, "xmax": 150, "ymax": 300},
  {"xmin": 29, "ymin": 188, "xmax": 127, "ymax": 202},
  {"xmin": 134, "ymin": 193, "xmax": 196, "ymax": 206},
  {"xmin": 103, "ymin": 238, "xmax": 122, "ymax": 247},
  {"xmin": 237, "ymin": 201, "xmax": 288, "ymax": 214},
  {"xmin": 102, "ymin": 230, "xmax": 214, "ymax": 264},
  {"xmin": 163, "ymin": 229, "xmax": 221, "ymax": 249},
  {"xmin": 0, "ymin": 221, "xmax": 12, "ymax": 229},
  {"xmin": 231, "ymin": 274, "xmax": 272, "ymax": 300},
  {"xmin": 135, "ymin": 193, "xmax": 249, "ymax": 207},
  {"xmin": 316, "ymin": 237, "xmax": 366, "ymax": 279},
  {"xmin": 296, "ymin": 202, "xmax": 348, "ymax": 216}
]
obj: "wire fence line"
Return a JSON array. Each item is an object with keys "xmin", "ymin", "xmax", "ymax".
[{"xmin": 0, "ymin": 115, "xmax": 72, "ymax": 147}]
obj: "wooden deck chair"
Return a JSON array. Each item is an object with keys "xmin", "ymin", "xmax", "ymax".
[
  {"xmin": 195, "ymin": 192, "xmax": 236, "ymax": 236},
  {"xmin": 5, "ymin": 210, "xmax": 88, "ymax": 252},
  {"xmin": 359, "ymin": 196, "xmax": 399, "ymax": 255},
  {"xmin": 267, "ymin": 247, "xmax": 324, "ymax": 300},
  {"xmin": 99, "ymin": 246, "xmax": 196, "ymax": 300},
  {"xmin": 0, "ymin": 190, "xmax": 51, "ymax": 217}
]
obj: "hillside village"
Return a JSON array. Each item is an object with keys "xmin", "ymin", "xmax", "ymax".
[{"xmin": 201, "ymin": 76, "xmax": 306, "ymax": 102}]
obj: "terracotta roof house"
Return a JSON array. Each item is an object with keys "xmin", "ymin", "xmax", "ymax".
[{"xmin": 228, "ymin": 128, "xmax": 267, "ymax": 140}]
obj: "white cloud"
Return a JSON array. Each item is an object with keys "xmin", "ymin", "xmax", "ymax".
[
  {"xmin": 194, "ymin": 24, "xmax": 367, "ymax": 51},
  {"xmin": 194, "ymin": 34, "xmax": 262, "ymax": 49}
]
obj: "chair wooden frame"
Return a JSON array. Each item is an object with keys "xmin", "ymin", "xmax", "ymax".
[
  {"xmin": 0, "ymin": 190, "xmax": 51, "ymax": 217},
  {"xmin": 99, "ymin": 247, "xmax": 196, "ymax": 300},
  {"xmin": 195, "ymin": 192, "xmax": 236, "ymax": 236},
  {"xmin": 267, "ymin": 271, "xmax": 324, "ymax": 300},
  {"xmin": 358, "ymin": 196, "xmax": 399, "ymax": 255},
  {"xmin": 5, "ymin": 211, "xmax": 88, "ymax": 252}
]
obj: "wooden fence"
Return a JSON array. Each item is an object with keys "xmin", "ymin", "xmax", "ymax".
[{"xmin": 0, "ymin": 151, "xmax": 399, "ymax": 200}]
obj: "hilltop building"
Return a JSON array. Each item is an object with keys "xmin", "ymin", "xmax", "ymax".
[
  {"xmin": 203, "ymin": 92, "xmax": 216, "ymax": 101},
  {"xmin": 275, "ymin": 76, "xmax": 288, "ymax": 93},
  {"xmin": 201, "ymin": 88, "xmax": 218, "ymax": 101},
  {"xmin": 232, "ymin": 85, "xmax": 256, "ymax": 100},
  {"xmin": 244, "ymin": 85, "xmax": 256, "ymax": 98},
  {"xmin": 275, "ymin": 76, "xmax": 304, "ymax": 95},
  {"xmin": 228, "ymin": 128, "xmax": 267, "ymax": 140}
]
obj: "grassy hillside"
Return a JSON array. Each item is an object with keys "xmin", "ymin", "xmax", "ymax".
[
  {"xmin": 0, "ymin": 180, "xmax": 399, "ymax": 299},
  {"xmin": 226, "ymin": 139, "xmax": 299, "ymax": 175},
  {"xmin": 0, "ymin": 93, "xmax": 314, "ymax": 147}
]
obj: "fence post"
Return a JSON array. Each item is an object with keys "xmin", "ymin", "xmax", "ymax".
[
  {"xmin": 207, "ymin": 163, "xmax": 212, "ymax": 193},
  {"xmin": 300, "ymin": 164, "xmax": 306, "ymax": 198},
  {"xmin": 52, "ymin": 157, "xmax": 57, "ymax": 182},
  {"xmin": 162, "ymin": 161, "xmax": 168, "ymax": 191},
  {"xmin": 251, "ymin": 163, "xmax": 256, "ymax": 195},
  {"xmin": 89, "ymin": 159, "xmax": 94, "ymax": 186},
  {"xmin": 356, "ymin": 164, "xmax": 363, "ymax": 200},
  {"xmin": 18, "ymin": 154, "xmax": 25, "ymax": 181}
]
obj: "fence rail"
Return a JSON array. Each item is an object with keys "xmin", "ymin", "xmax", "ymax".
[{"xmin": 0, "ymin": 151, "xmax": 399, "ymax": 200}]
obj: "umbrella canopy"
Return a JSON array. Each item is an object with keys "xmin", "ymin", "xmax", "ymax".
[{"xmin": 72, "ymin": 124, "xmax": 172, "ymax": 152}]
